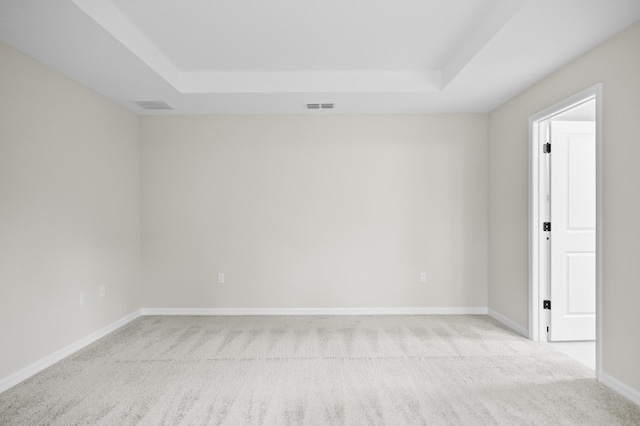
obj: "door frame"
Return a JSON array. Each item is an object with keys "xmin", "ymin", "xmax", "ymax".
[{"xmin": 528, "ymin": 84, "xmax": 602, "ymax": 379}]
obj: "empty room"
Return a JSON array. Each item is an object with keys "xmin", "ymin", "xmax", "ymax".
[{"xmin": 1, "ymin": 0, "xmax": 640, "ymax": 424}]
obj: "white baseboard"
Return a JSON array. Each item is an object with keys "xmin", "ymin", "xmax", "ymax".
[
  {"xmin": 141, "ymin": 307, "xmax": 489, "ymax": 316},
  {"xmin": 488, "ymin": 308, "xmax": 529, "ymax": 337},
  {"xmin": 0, "ymin": 309, "xmax": 141, "ymax": 395},
  {"xmin": 600, "ymin": 371, "xmax": 640, "ymax": 406}
]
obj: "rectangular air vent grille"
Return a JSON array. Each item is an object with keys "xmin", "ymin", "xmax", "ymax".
[
  {"xmin": 133, "ymin": 100, "xmax": 173, "ymax": 110},
  {"xmin": 306, "ymin": 103, "xmax": 334, "ymax": 110}
]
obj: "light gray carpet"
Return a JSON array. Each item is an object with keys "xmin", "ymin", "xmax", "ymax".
[{"xmin": 1, "ymin": 315, "xmax": 639, "ymax": 425}]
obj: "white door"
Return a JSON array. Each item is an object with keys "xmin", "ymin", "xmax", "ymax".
[{"xmin": 549, "ymin": 121, "xmax": 596, "ymax": 341}]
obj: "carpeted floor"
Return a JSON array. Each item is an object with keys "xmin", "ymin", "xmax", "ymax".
[{"xmin": 1, "ymin": 315, "xmax": 639, "ymax": 425}]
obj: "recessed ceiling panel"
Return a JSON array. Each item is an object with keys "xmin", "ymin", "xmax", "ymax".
[{"xmin": 109, "ymin": 0, "xmax": 501, "ymax": 71}]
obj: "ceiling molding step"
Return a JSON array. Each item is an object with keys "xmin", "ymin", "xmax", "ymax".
[
  {"xmin": 180, "ymin": 71, "xmax": 442, "ymax": 94},
  {"xmin": 72, "ymin": 0, "xmax": 181, "ymax": 88},
  {"xmin": 440, "ymin": 0, "xmax": 526, "ymax": 89}
]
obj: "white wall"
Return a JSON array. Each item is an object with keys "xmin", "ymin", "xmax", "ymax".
[
  {"xmin": 141, "ymin": 115, "xmax": 488, "ymax": 310},
  {"xmin": 0, "ymin": 42, "xmax": 141, "ymax": 379},
  {"xmin": 489, "ymin": 21, "xmax": 640, "ymax": 392}
]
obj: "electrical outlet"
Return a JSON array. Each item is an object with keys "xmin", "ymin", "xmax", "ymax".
[
  {"xmin": 420, "ymin": 272, "xmax": 427, "ymax": 283},
  {"xmin": 79, "ymin": 292, "xmax": 86, "ymax": 306},
  {"xmin": 99, "ymin": 285, "xmax": 106, "ymax": 298},
  {"xmin": 217, "ymin": 273, "xmax": 225, "ymax": 283}
]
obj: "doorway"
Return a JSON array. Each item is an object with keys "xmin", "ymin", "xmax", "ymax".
[{"xmin": 529, "ymin": 84, "xmax": 602, "ymax": 378}]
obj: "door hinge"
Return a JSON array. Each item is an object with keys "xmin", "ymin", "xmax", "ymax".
[
  {"xmin": 543, "ymin": 222, "xmax": 551, "ymax": 232},
  {"xmin": 543, "ymin": 143, "xmax": 551, "ymax": 153},
  {"xmin": 543, "ymin": 300, "xmax": 551, "ymax": 310}
]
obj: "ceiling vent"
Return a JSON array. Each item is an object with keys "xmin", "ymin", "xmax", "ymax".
[
  {"xmin": 305, "ymin": 103, "xmax": 334, "ymax": 110},
  {"xmin": 133, "ymin": 100, "xmax": 173, "ymax": 110}
]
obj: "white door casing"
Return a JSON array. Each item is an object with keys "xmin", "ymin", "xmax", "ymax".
[{"xmin": 549, "ymin": 121, "xmax": 596, "ymax": 341}]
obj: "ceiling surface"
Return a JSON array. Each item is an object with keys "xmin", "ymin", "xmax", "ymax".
[{"xmin": 1, "ymin": 0, "xmax": 639, "ymax": 115}]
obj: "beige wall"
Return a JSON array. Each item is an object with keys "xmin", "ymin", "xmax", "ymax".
[
  {"xmin": 489, "ymin": 21, "xmax": 640, "ymax": 390},
  {"xmin": 141, "ymin": 115, "xmax": 488, "ymax": 309},
  {"xmin": 0, "ymin": 43, "xmax": 141, "ymax": 379}
]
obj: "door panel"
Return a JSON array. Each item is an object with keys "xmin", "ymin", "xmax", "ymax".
[
  {"xmin": 566, "ymin": 252, "xmax": 596, "ymax": 314},
  {"xmin": 567, "ymin": 137, "xmax": 596, "ymax": 229},
  {"xmin": 550, "ymin": 121, "xmax": 596, "ymax": 341}
]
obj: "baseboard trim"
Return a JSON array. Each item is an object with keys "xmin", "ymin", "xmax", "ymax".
[
  {"xmin": 600, "ymin": 371, "xmax": 640, "ymax": 406},
  {"xmin": 488, "ymin": 308, "xmax": 529, "ymax": 337},
  {"xmin": 141, "ymin": 307, "xmax": 489, "ymax": 316},
  {"xmin": 0, "ymin": 309, "xmax": 142, "ymax": 395}
]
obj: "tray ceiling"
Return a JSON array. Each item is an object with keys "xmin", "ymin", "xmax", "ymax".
[{"xmin": 1, "ymin": 0, "xmax": 639, "ymax": 114}]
